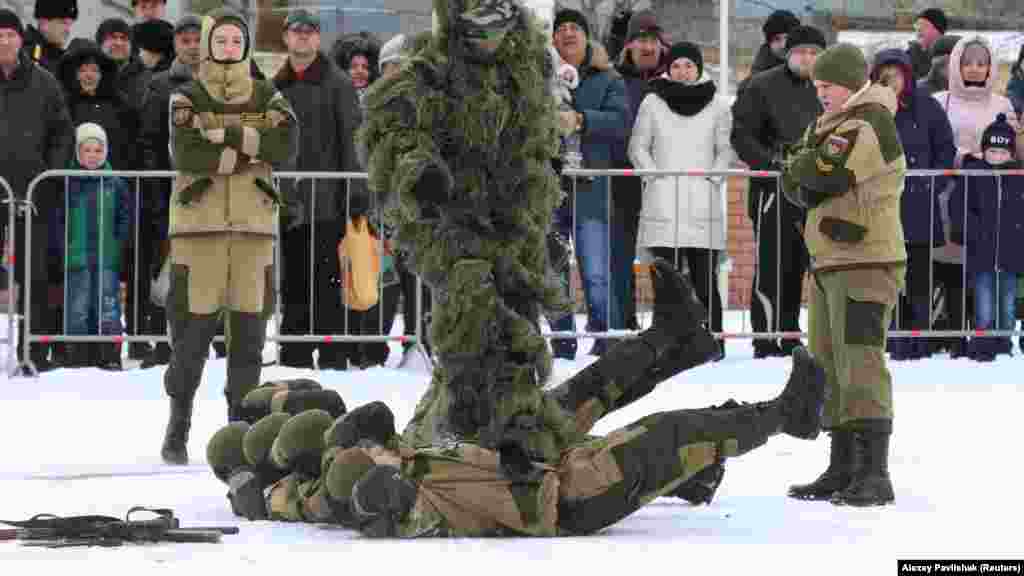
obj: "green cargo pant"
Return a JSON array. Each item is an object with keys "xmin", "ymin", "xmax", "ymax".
[{"xmin": 808, "ymin": 266, "xmax": 904, "ymax": 429}]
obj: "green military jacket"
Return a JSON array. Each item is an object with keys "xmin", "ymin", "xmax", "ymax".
[
  {"xmin": 784, "ymin": 83, "xmax": 907, "ymax": 272},
  {"xmin": 168, "ymin": 79, "xmax": 296, "ymax": 237}
]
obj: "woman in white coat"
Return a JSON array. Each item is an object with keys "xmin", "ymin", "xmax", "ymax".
[{"xmin": 629, "ymin": 41, "xmax": 733, "ymax": 357}]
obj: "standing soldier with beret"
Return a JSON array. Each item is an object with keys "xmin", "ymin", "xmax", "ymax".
[
  {"xmin": 161, "ymin": 8, "xmax": 298, "ymax": 465},
  {"xmin": 783, "ymin": 43, "xmax": 907, "ymax": 507}
]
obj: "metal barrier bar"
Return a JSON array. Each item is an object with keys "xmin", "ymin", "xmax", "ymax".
[{"xmin": 1, "ymin": 176, "xmax": 17, "ymax": 377}]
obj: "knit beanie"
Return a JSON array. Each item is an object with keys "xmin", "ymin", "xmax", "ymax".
[
  {"xmin": 378, "ymin": 33, "xmax": 407, "ymax": 71},
  {"xmin": 0, "ymin": 9, "xmax": 23, "ymax": 37},
  {"xmin": 553, "ymin": 9, "xmax": 588, "ymax": 37},
  {"xmin": 917, "ymin": 8, "xmax": 948, "ymax": 35},
  {"xmin": 75, "ymin": 122, "xmax": 108, "ymax": 163},
  {"xmin": 785, "ymin": 25, "xmax": 827, "ymax": 53},
  {"xmin": 982, "ymin": 114, "xmax": 1016, "ymax": 154},
  {"xmin": 812, "ymin": 43, "xmax": 868, "ymax": 92},
  {"xmin": 762, "ymin": 10, "xmax": 800, "ymax": 41},
  {"xmin": 173, "ymin": 13, "xmax": 202, "ymax": 36},
  {"xmin": 95, "ymin": 18, "xmax": 130, "ymax": 45},
  {"xmin": 667, "ymin": 41, "xmax": 703, "ymax": 77},
  {"xmin": 35, "ymin": 0, "xmax": 77, "ymax": 20}
]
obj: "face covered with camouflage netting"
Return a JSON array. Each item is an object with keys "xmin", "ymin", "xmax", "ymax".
[{"xmin": 358, "ymin": 0, "xmax": 573, "ymax": 458}]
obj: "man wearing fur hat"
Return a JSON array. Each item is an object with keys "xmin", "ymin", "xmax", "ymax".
[
  {"xmin": 161, "ymin": 8, "xmax": 298, "ymax": 465},
  {"xmin": 750, "ymin": 9, "xmax": 800, "ymax": 78},
  {"xmin": 23, "ymin": 0, "xmax": 76, "ymax": 74},
  {"xmin": 133, "ymin": 18, "xmax": 174, "ymax": 73},
  {"xmin": 783, "ymin": 43, "xmax": 906, "ymax": 507},
  {"xmin": 0, "ymin": 8, "xmax": 73, "ymax": 374},
  {"xmin": 731, "ymin": 25, "xmax": 825, "ymax": 359},
  {"xmin": 97, "ymin": 17, "xmax": 149, "ymax": 110}
]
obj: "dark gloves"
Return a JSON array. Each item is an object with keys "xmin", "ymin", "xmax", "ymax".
[
  {"xmin": 324, "ymin": 401, "xmax": 397, "ymax": 449},
  {"xmin": 350, "ymin": 465, "xmax": 418, "ymax": 538},
  {"xmin": 411, "ymin": 163, "xmax": 452, "ymax": 208},
  {"xmin": 226, "ymin": 468, "xmax": 269, "ymax": 520}
]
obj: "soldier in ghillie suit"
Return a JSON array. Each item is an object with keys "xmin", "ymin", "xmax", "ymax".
[
  {"xmin": 206, "ymin": 261, "xmax": 828, "ymax": 536},
  {"xmin": 160, "ymin": 8, "xmax": 298, "ymax": 465},
  {"xmin": 782, "ymin": 44, "xmax": 906, "ymax": 506}
]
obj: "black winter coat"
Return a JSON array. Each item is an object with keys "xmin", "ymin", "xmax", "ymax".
[{"xmin": 949, "ymin": 156, "xmax": 1024, "ymax": 275}]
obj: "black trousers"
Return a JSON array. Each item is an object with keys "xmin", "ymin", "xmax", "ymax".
[
  {"xmin": 340, "ymin": 283, "xmax": 401, "ymax": 367},
  {"xmin": 2, "ymin": 198, "xmax": 56, "ymax": 366},
  {"xmin": 612, "ymin": 175, "xmax": 642, "ymax": 330},
  {"xmin": 278, "ymin": 220, "xmax": 347, "ymax": 366},
  {"xmin": 649, "ymin": 247, "xmax": 723, "ymax": 333},
  {"xmin": 750, "ymin": 191, "xmax": 808, "ymax": 348},
  {"xmin": 932, "ymin": 259, "xmax": 972, "ymax": 354}
]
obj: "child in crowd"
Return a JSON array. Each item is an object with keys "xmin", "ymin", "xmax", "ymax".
[{"xmin": 950, "ymin": 114, "xmax": 1024, "ymax": 361}]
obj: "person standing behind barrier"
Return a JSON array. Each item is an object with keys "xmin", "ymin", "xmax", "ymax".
[
  {"xmin": 931, "ymin": 36, "xmax": 1019, "ymax": 358},
  {"xmin": 731, "ymin": 25, "xmax": 825, "ymax": 359},
  {"xmin": 949, "ymin": 115, "xmax": 1024, "ymax": 361},
  {"xmin": 0, "ymin": 9, "xmax": 73, "ymax": 374},
  {"xmin": 22, "ymin": 0, "xmax": 75, "ymax": 75},
  {"xmin": 783, "ymin": 44, "xmax": 906, "ymax": 506},
  {"xmin": 611, "ymin": 10, "xmax": 668, "ymax": 333},
  {"xmin": 629, "ymin": 41, "xmax": 732, "ymax": 360},
  {"xmin": 908, "ymin": 8, "xmax": 947, "ymax": 81},
  {"xmin": 272, "ymin": 9, "xmax": 362, "ymax": 370},
  {"xmin": 870, "ymin": 49, "xmax": 956, "ymax": 361},
  {"xmin": 96, "ymin": 18, "xmax": 149, "ymax": 111},
  {"xmin": 917, "ymin": 34, "xmax": 960, "ymax": 98},
  {"xmin": 331, "ymin": 31, "xmax": 379, "ymax": 105},
  {"xmin": 552, "ymin": 9, "xmax": 627, "ymax": 357},
  {"xmin": 746, "ymin": 9, "xmax": 800, "ymax": 82},
  {"xmin": 161, "ymin": 9, "xmax": 298, "ymax": 464},
  {"xmin": 136, "ymin": 13, "xmax": 203, "ymax": 369},
  {"xmin": 64, "ymin": 123, "xmax": 130, "ymax": 369}
]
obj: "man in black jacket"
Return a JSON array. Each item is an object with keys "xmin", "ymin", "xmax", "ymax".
[
  {"xmin": 21, "ymin": 0, "xmax": 75, "ymax": 75},
  {"xmin": 273, "ymin": 9, "xmax": 363, "ymax": 369},
  {"xmin": 731, "ymin": 25, "xmax": 825, "ymax": 359},
  {"xmin": 0, "ymin": 9, "xmax": 74, "ymax": 374},
  {"xmin": 748, "ymin": 10, "xmax": 800, "ymax": 80},
  {"xmin": 96, "ymin": 18, "xmax": 150, "ymax": 111}
]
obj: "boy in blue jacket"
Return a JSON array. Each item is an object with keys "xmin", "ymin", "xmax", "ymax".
[
  {"xmin": 64, "ymin": 122, "xmax": 131, "ymax": 369},
  {"xmin": 950, "ymin": 114, "xmax": 1024, "ymax": 361}
]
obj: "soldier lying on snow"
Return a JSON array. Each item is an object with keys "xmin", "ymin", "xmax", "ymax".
[{"xmin": 206, "ymin": 260, "xmax": 827, "ymax": 536}]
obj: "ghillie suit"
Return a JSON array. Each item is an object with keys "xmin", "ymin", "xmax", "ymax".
[{"xmin": 359, "ymin": 0, "xmax": 573, "ymax": 457}]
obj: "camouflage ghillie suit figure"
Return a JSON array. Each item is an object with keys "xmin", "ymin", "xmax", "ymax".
[
  {"xmin": 160, "ymin": 8, "xmax": 298, "ymax": 465},
  {"xmin": 207, "ymin": 261, "xmax": 828, "ymax": 535}
]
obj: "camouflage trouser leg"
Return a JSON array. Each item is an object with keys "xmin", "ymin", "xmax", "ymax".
[
  {"xmin": 556, "ymin": 401, "xmax": 784, "ymax": 535},
  {"xmin": 808, "ymin": 267, "xmax": 903, "ymax": 430}
]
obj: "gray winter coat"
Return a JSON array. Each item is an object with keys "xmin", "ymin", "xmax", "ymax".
[{"xmin": 273, "ymin": 52, "xmax": 364, "ymax": 223}]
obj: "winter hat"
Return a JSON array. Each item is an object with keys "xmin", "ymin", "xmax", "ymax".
[
  {"xmin": 132, "ymin": 0, "xmax": 165, "ymax": 5},
  {"xmin": 812, "ymin": 43, "xmax": 868, "ymax": 92},
  {"xmin": 132, "ymin": 18, "xmax": 174, "ymax": 55},
  {"xmin": 917, "ymin": 8, "xmax": 948, "ymax": 35},
  {"xmin": 930, "ymin": 34, "xmax": 961, "ymax": 59},
  {"xmin": 95, "ymin": 18, "xmax": 130, "ymax": 45},
  {"xmin": 553, "ymin": 9, "xmax": 588, "ymax": 37},
  {"xmin": 982, "ymin": 114, "xmax": 1016, "ymax": 154},
  {"xmin": 75, "ymin": 122, "xmax": 108, "ymax": 162},
  {"xmin": 762, "ymin": 9, "xmax": 800, "ymax": 41},
  {"xmin": 378, "ymin": 33, "xmax": 407, "ymax": 71},
  {"xmin": 35, "ymin": 0, "xmax": 77, "ymax": 20},
  {"xmin": 667, "ymin": 41, "xmax": 703, "ymax": 77},
  {"xmin": 173, "ymin": 13, "xmax": 201, "ymax": 36},
  {"xmin": 785, "ymin": 25, "xmax": 827, "ymax": 53},
  {"xmin": 626, "ymin": 10, "xmax": 662, "ymax": 42},
  {"xmin": 284, "ymin": 9, "xmax": 319, "ymax": 31},
  {"xmin": 0, "ymin": 9, "xmax": 23, "ymax": 37}
]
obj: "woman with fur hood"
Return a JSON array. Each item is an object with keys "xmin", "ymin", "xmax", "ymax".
[
  {"xmin": 931, "ymin": 36, "xmax": 1021, "ymax": 357},
  {"xmin": 330, "ymin": 31, "xmax": 380, "ymax": 104},
  {"xmin": 628, "ymin": 42, "xmax": 733, "ymax": 352}
]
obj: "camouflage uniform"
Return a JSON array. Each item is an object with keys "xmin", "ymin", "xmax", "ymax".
[
  {"xmin": 161, "ymin": 8, "xmax": 298, "ymax": 465},
  {"xmin": 782, "ymin": 44, "xmax": 906, "ymax": 506}
]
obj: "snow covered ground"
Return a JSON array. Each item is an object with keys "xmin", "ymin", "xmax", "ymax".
[{"xmin": 1, "ymin": 312, "xmax": 1022, "ymax": 573}]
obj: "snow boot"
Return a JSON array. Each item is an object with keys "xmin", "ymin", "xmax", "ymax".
[
  {"xmin": 831, "ymin": 423, "xmax": 894, "ymax": 506},
  {"xmin": 161, "ymin": 394, "xmax": 194, "ymax": 465},
  {"xmin": 787, "ymin": 428, "xmax": 856, "ymax": 500},
  {"xmin": 777, "ymin": 346, "xmax": 826, "ymax": 440}
]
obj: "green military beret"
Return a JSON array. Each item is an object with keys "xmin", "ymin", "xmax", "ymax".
[
  {"xmin": 270, "ymin": 389, "xmax": 347, "ymax": 418},
  {"xmin": 270, "ymin": 409, "xmax": 335, "ymax": 476},
  {"xmin": 206, "ymin": 421, "xmax": 251, "ymax": 484},
  {"xmin": 243, "ymin": 412, "xmax": 292, "ymax": 468}
]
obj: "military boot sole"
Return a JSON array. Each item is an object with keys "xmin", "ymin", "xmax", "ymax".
[
  {"xmin": 787, "ymin": 474, "xmax": 851, "ymax": 501},
  {"xmin": 830, "ymin": 475, "xmax": 895, "ymax": 507},
  {"xmin": 780, "ymin": 347, "xmax": 826, "ymax": 440}
]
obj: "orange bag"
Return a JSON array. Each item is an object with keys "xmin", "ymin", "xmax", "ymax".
[{"xmin": 337, "ymin": 215, "xmax": 391, "ymax": 311}]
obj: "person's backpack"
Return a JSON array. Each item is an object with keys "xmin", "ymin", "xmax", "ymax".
[{"xmin": 337, "ymin": 215, "xmax": 396, "ymax": 311}]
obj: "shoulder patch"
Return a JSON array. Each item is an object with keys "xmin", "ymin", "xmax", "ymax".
[
  {"xmin": 853, "ymin": 103, "xmax": 904, "ymax": 164},
  {"xmin": 172, "ymin": 102, "xmax": 194, "ymax": 127}
]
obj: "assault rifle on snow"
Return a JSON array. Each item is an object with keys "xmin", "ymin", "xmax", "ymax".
[{"xmin": 0, "ymin": 506, "xmax": 239, "ymax": 548}]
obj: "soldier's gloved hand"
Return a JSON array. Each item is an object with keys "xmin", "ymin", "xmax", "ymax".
[
  {"xmin": 411, "ymin": 163, "xmax": 452, "ymax": 208},
  {"xmin": 324, "ymin": 401, "xmax": 396, "ymax": 449},
  {"xmin": 227, "ymin": 467, "xmax": 269, "ymax": 520},
  {"xmin": 350, "ymin": 465, "xmax": 418, "ymax": 538}
]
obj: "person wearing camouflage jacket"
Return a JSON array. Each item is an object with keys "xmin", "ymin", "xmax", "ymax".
[{"xmin": 160, "ymin": 8, "xmax": 298, "ymax": 466}]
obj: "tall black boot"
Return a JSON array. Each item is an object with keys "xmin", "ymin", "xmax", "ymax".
[
  {"xmin": 549, "ymin": 259, "xmax": 719, "ymax": 432},
  {"xmin": 831, "ymin": 423, "xmax": 894, "ymax": 506},
  {"xmin": 787, "ymin": 429, "xmax": 856, "ymax": 500},
  {"xmin": 225, "ymin": 311, "xmax": 268, "ymax": 422},
  {"xmin": 161, "ymin": 393, "xmax": 194, "ymax": 465}
]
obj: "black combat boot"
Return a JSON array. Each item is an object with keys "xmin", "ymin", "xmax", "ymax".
[
  {"xmin": 161, "ymin": 394, "xmax": 194, "ymax": 465},
  {"xmin": 831, "ymin": 424, "xmax": 894, "ymax": 506},
  {"xmin": 787, "ymin": 428, "xmax": 856, "ymax": 500},
  {"xmin": 776, "ymin": 346, "xmax": 826, "ymax": 440}
]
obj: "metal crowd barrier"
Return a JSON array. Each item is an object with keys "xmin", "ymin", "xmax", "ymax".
[
  {"xmin": 15, "ymin": 170, "xmax": 428, "ymax": 377},
  {"xmin": 1, "ymin": 176, "xmax": 16, "ymax": 376}
]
